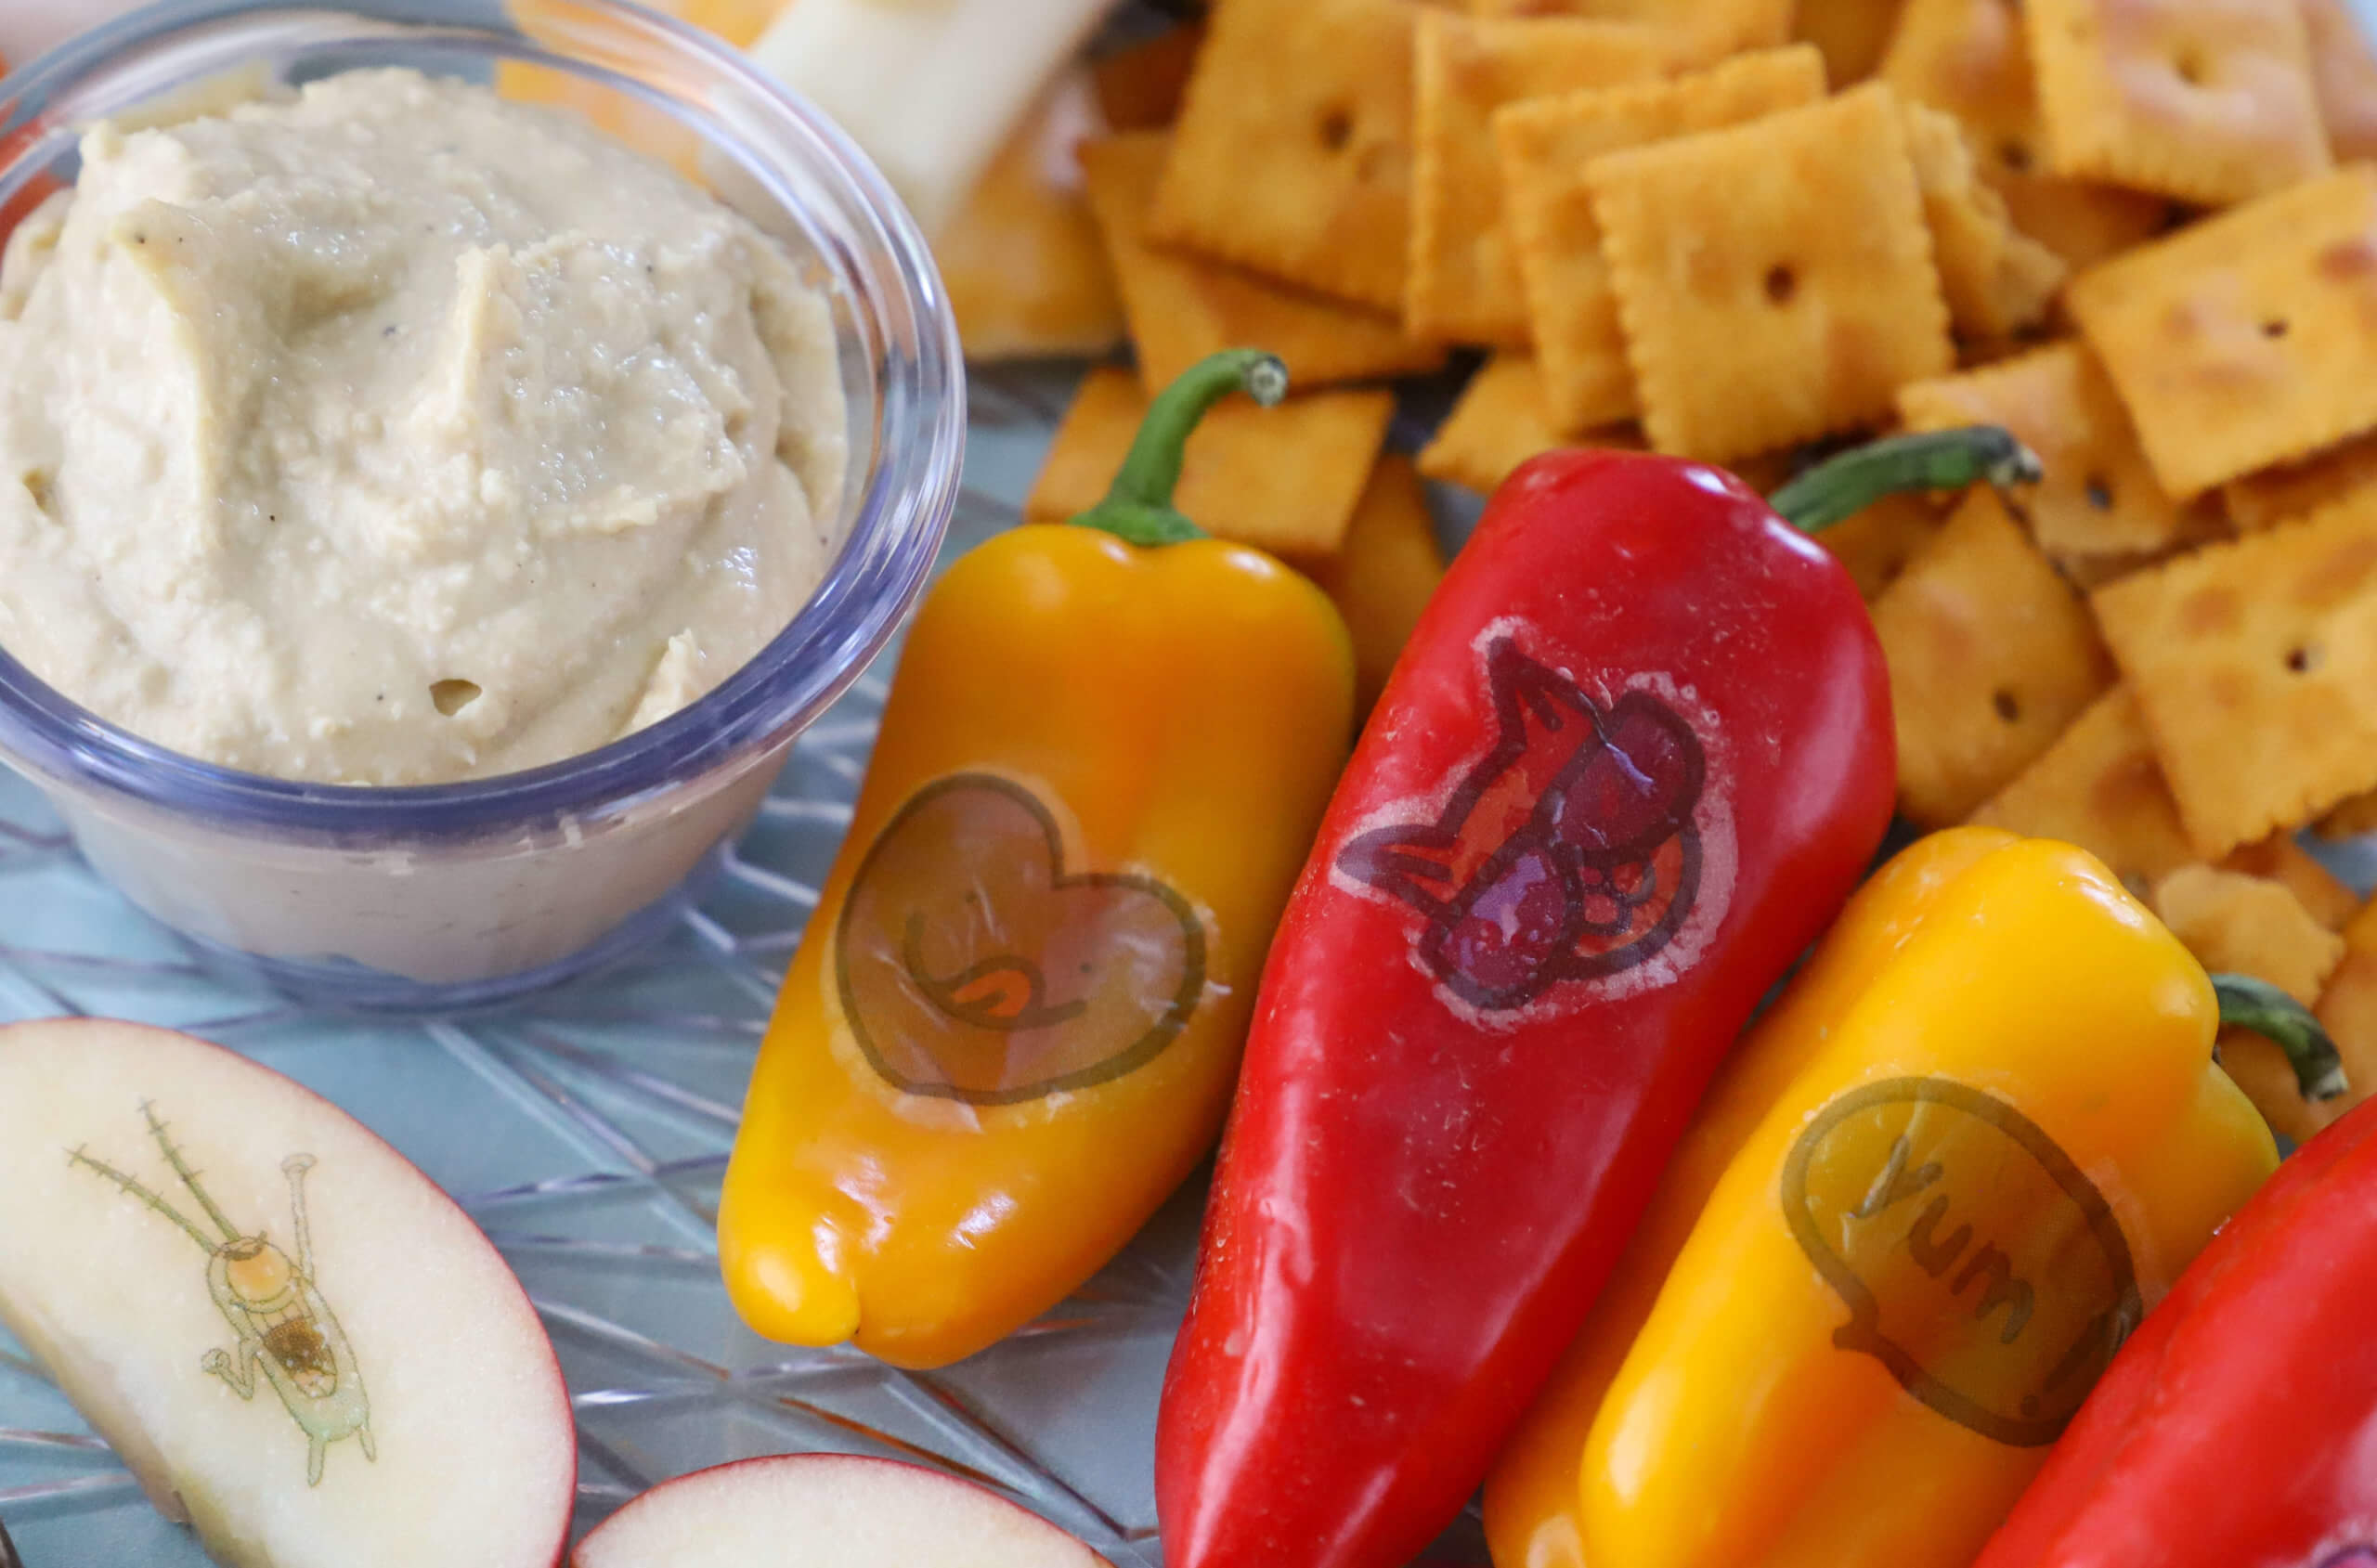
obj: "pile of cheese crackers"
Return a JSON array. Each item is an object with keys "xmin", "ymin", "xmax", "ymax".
[{"xmin": 1002, "ymin": 0, "xmax": 2377, "ymax": 1139}]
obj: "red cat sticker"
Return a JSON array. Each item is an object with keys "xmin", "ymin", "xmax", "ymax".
[{"xmin": 1334, "ymin": 629, "xmax": 1733, "ymax": 1017}]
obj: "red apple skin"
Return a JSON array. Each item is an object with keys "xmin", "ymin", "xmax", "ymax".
[
  {"xmin": 0, "ymin": 1017, "xmax": 576, "ymax": 1568},
  {"xmin": 571, "ymin": 1454, "xmax": 1113, "ymax": 1568}
]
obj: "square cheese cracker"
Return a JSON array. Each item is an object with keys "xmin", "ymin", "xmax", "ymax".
[
  {"xmin": 1497, "ymin": 45, "xmax": 1827, "ymax": 434},
  {"xmin": 2305, "ymin": 0, "xmax": 2377, "ymax": 162},
  {"xmin": 1971, "ymin": 685, "xmax": 2202, "ymax": 893},
  {"xmin": 1880, "ymin": 0, "xmax": 2174, "ymax": 269},
  {"xmin": 1588, "ymin": 83, "xmax": 1954, "ymax": 461},
  {"xmin": 1407, "ymin": 10, "xmax": 1671, "ymax": 345},
  {"xmin": 1970, "ymin": 683, "xmax": 2357, "ymax": 932},
  {"xmin": 1304, "ymin": 452, "xmax": 1446, "ymax": 710},
  {"xmin": 1880, "ymin": 0, "xmax": 2038, "ymax": 162},
  {"xmin": 931, "ymin": 73, "xmax": 1124, "ymax": 363},
  {"xmin": 1895, "ymin": 342, "xmax": 2213, "ymax": 567},
  {"xmin": 1870, "ymin": 487, "xmax": 2117, "ymax": 825},
  {"xmin": 2092, "ymin": 487, "xmax": 2377, "ymax": 856},
  {"xmin": 1815, "ymin": 492, "xmax": 1948, "ymax": 603},
  {"xmin": 2219, "ymin": 832, "xmax": 2361, "ymax": 933},
  {"xmin": 2024, "ymin": 0, "xmax": 2330, "ymax": 207},
  {"xmin": 1080, "ymin": 134, "xmax": 1445, "ymax": 393},
  {"xmin": 2156, "ymin": 863, "xmax": 2346, "ymax": 1010},
  {"xmin": 2319, "ymin": 784, "xmax": 2377, "ymax": 840},
  {"xmin": 1092, "ymin": 23, "xmax": 1204, "ymax": 132},
  {"xmin": 1416, "ymin": 352, "xmax": 1635, "ymax": 493},
  {"xmin": 1897, "ymin": 99, "xmax": 2067, "ymax": 344},
  {"xmin": 1990, "ymin": 176, "xmax": 2178, "ymax": 271},
  {"xmin": 2069, "ymin": 166, "xmax": 2377, "ymax": 499},
  {"xmin": 2241, "ymin": 899, "xmax": 2377, "ymax": 1144},
  {"xmin": 1461, "ymin": 0, "xmax": 1788, "ymax": 61},
  {"xmin": 1026, "ymin": 368, "xmax": 1393, "ymax": 556},
  {"xmin": 1791, "ymin": 0, "xmax": 1905, "ymax": 86},
  {"xmin": 2225, "ymin": 432, "xmax": 2377, "ymax": 533},
  {"xmin": 2162, "ymin": 862, "xmax": 2348, "ymax": 1139},
  {"xmin": 1149, "ymin": 0, "xmax": 1418, "ymax": 312}
]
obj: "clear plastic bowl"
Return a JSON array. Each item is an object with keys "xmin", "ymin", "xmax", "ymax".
[{"xmin": 0, "ymin": 0, "xmax": 963, "ymax": 1010}]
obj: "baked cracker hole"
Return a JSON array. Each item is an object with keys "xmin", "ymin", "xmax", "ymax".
[
  {"xmin": 1993, "ymin": 689, "xmax": 2021, "ymax": 723},
  {"xmin": 2286, "ymin": 645, "xmax": 2321, "ymax": 675},
  {"xmin": 1763, "ymin": 264, "xmax": 1797, "ymax": 305}
]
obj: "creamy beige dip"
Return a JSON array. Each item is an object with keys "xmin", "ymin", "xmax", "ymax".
[{"xmin": 0, "ymin": 70, "xmax": 848, "ymax": 785}]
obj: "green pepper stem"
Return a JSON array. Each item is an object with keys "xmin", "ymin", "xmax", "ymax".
[
  {"xmin": 1070, "ymin": 349, "xmax": 1290, "ymax": 547},
  {"xmin": 2214, "ymin": 973, "xmax": 2348, "ymax": 1102},
  {"xmin": 1769, "ymin": 427, "xmax": 2044, "ymax": 535}
]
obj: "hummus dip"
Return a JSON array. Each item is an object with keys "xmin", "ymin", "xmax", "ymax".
[{"xmin": 0, "ymin": 70, "xmax": 849, "ymax": 785}]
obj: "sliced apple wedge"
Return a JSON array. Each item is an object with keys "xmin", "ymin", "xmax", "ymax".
[
  {"xmin": 572, "ymin": 1454, "xmax": 1112, "ymax": 1568},
  {"xmin": 0, "ymin": 1018, "xmax": 574, "ymax": 1568}
]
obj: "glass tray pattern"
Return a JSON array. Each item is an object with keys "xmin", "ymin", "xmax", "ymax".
[{"xmin": 0, "ymin": 366, "xmax": 1492, "ymax": 1568}]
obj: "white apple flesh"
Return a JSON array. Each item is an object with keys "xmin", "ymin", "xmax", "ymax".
[
  {"xmin": 572, "ymin": 1454, "xmax": 1112, "ymax": 1568},
  {"xmin": 0, "ymin": 1018, "xmax": 574, "ymax": 1568}
]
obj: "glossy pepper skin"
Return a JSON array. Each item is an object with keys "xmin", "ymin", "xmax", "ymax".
[
  {"xmin": 1155, "ymin": 432, "xmax": 2032, "ymax": 1568},
  {"xmin": 1974, "ymin": 1090, "xmax": 2377, "ymax": 1568},
  {"xmin": 718, "ymin": 352, "xmax": 1354, "ymax": 1369},
  {"xmin": 1483, "ymin": 825, "xmax": 2019, "ymax": 1568},
  {"xmin": 1578, "ymin": 836, "xmax": 2297, "ymax": 1568}
]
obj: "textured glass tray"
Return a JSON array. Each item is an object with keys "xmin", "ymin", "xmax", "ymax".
[
  {"xmin": 0, "ymin": 368, "xmax": 1472, "ymax": 1568},
  {"xmin": 20, "ymin": 6, "xmax": 2377, "ymax": 1557}
]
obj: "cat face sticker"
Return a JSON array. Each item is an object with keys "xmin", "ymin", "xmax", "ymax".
[
  {"xmin": 1335, "ymin": 634, "xmax": 1725, "ymax": 1014},
  {"xmin": 835, "ymin": 773, "xmax": 1207, "ymax": 1106}
]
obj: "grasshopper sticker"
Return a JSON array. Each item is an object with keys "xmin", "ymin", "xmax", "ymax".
[{"xmin": 70, "ymin": 1102, "xmax": 375, "ymax": 1485}]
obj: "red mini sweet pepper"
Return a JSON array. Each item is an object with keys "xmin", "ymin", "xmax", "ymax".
[
  {"xmin": 1154, "ymin": 430, "xmax": 2040, "ymax": 1568},
  {"xmin": 1972, "ymin": 1088, "xmax": 2377, "ymax": 1568}
]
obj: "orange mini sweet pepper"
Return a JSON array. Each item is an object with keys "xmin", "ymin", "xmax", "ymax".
[
  {"xmin": 717, "ymin": 351, "xmax": 1355, "ymax": 1368},
  {"xmin": 1487, "ymin": 830, "xmax": 2343, "ymax": 1568}
]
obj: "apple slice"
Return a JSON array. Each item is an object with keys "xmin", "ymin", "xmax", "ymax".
[
  {"xmin": 572, "ymin": 1454, "xmax": 1112, "ymax": 1568},
  {"xmin": 0, "ymin": 1018, "xmax": 574, "ymax": 1567}
]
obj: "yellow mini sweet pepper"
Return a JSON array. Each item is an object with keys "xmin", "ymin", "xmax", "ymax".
[
  {"xmin": 718, "ymin": 351, "xmax": 1355, "ymax": 1368},
  {"xmin": 1484, "ymin": 826, "xmax": 2017, "ymax": 1568},
  {"xmin": 1489, "ymin": 831, "xmax": 2344, "ymax": 1568}
]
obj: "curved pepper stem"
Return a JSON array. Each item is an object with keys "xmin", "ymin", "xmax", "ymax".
[
  {"xmin": 1769, "ymin": 426, "xmax": 2044, "ymax": 535},
  {"xmin": 2214, "ymin": 972, "xmax": 2348, "ymax": 1102},
  {"xmin": 1070, "ymin": 349, "xmax": 1291, "ymax": 547}
]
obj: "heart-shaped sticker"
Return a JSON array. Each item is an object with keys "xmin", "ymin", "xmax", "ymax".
[{"xmin": 834, "ymin": 773, "xmax": 1208, "ymax": 1106}]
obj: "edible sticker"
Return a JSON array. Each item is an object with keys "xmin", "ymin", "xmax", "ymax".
[
  {"xmin": 835, "ymin": 773, "xmax": 1207, "ymax": 1106},
  {"xmin": 71, "ymin": 1103, "xmax": 374, "ymax": 1486},
  {"xmin": 1334, "ymin": 630, "xmax": 1733, "ymax": 1016},
  {"xmin": 1782, "ymin": 1076, "xmax": 2141, "ymax": 1446}
]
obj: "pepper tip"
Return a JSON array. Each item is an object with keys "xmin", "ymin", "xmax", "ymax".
[
  {"xmin": 1244, "ymin": 353, "xmax": 1289, "ymax": 408},
  {"xmin": 719, "ymin": 1223, "xmax": 864, "ymax": 1349},
  {"xmin": 2211, "ymin": 972, "xmax": 2350, "ymax": 1106},
  {"xmin": 1984, "ymin": 433, "xmax": 2045, "ymax": 490}
]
